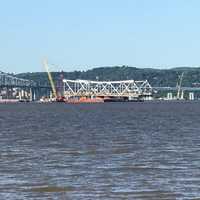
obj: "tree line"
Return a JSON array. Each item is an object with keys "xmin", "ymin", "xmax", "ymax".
[{"xmin": 16, "ymin": 66, "xmax": 200, "ymax": 87}]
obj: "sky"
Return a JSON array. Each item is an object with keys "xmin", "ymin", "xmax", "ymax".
[{"xmin": 1, "ymin": 0, "xmax": 200, "ymax": 73}]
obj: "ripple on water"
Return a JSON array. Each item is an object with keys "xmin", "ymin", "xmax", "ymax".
[{"xmin": 1, "ymin": 102, "xmax": 200, "ymax": 199}]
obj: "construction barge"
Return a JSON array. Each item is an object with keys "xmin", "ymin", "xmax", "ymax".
[
  {"xmin": 66, "ymin": 97, "xmax": 143, "ymax": 103},
  {"xmin": 42, "ymin": 59, "xmax": 152, "ymax": 104},
  {"xmin": 39, "ymin": 96, "xmax": 144, "ymax": 103}
]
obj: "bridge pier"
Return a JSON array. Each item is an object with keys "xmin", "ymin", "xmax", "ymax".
[
  {"xmin": 18, "ymin": 89, "xmax": 20, "ymax": 99},
  {"xmin": 29, "ymin": 88, "xmax": 37, "ymax": 101},
  {"xmin": 189, "ymin": 92, "xmax": 194, "ymax": 100},
  {"xmin": 167, "ymin": 92, "xmax": 173, "ymax": 100},
  {"xmin": 29, "ymin": 88, "xmax": 33, "ymax": 101}
]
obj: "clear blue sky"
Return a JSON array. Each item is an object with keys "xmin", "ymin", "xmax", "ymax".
[{"xmin": 0, "ymin": 0, "xmax": 200, "ymax": 73}]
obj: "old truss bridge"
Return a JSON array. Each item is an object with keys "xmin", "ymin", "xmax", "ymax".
[
  {"xmin": 0, "ymin": 71, "xmax": 36, "ymax": 87},
  {"xmin": 63, "ymin": 79, "xmax": 153, "ymax": 98},
  {"xmin": 0, "ymin": 71, "xmax": 52, "ymax": 100}
]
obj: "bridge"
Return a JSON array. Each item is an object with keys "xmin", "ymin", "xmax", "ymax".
[
  {"xmin": 0, "ymin": 71, "xmax": 52, "ymax": 101},
  {"xmin": 0, "ymin": 71, "xmax": 36, "ymax": 87},
  {"xmin": 0, "ymin": 73, "xmax": 154, "ymax": 100},
  {"xmin": 154, "ymin": 86, "xmax": 200, "ymax": 91},
  {"xmin": 1, "ymin": 70, "xmax": 200, "ymax": 100},
  {"xmin": 63, "ymin": 79, "xmax": 153, "ymax": 98}
]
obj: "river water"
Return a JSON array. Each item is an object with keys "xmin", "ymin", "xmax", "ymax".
[{"xmin": 0, "ymin": 101, "xmax": 200, "ymax": 200}]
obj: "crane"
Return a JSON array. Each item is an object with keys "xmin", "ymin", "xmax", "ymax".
[
  {"xmin": 43, "ymin": 58, "xmax": 57, "ymax": 99},
  {"xmin": 176, "ymin": 72, "xmax": 184, "ymax": 100}
]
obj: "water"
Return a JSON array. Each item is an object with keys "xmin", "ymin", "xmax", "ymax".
[{"xmin": 0, "ymin": 101, "xmax": 200, "ymax": 200}]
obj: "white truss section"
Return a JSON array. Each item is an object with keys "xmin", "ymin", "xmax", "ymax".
[{"xmin": 63, "ymin": 79, "xmax": 152, "ymax": 97}]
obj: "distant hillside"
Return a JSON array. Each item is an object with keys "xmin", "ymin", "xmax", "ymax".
[{"xmin": 16, "ymin": 66, "xmax": 200, "ymax": 87}]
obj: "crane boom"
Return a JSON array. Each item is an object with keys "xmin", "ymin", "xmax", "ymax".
[
  {"xmin": 177, "ymin": 72, "xmax": 184, "ymax": 99},
  {"xmin": 43, "ymin": 58, "xmax": 57, "ymax": 98}
]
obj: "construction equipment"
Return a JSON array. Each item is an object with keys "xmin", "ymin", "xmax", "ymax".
[
  {"xmin": 176, "ymin": 72, "xmax": 184, "ymax": 100},
  {"xmin": 43, "ymin": 58, "xmax": 57, "ymax": 99}
]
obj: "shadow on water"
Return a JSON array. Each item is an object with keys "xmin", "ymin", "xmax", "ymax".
[{"xmin": 29, "ymin": 186, "xmax": 75, "ymax": 193}]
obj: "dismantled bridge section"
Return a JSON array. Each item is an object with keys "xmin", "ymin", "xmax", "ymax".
[{"xmin": 63, "ymin": 79, "xmax": 153, "ymax": 98}]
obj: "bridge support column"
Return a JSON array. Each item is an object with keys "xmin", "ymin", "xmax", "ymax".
[
  {"xmin": 19, "ymin": 90, "xmax": 21, "ymax": 100},
  {"xmin": 25, "ymin": 90, "xmax": 28, "ymax": 99},
  {"xmin": 167, "ymin": 93, "xmax": 173, "ymax": 100},
  {"xmin": 33, "ymin": 89, "xmax": 36, "ymax": 101},
  {"xmin": 50, "ymin": 91, "xmax": 53, "ymax": 99},
  {"xmin": 21, "ymin": 89, "xmax": 24, "ymax": 98},
  {"xmin": 189, "ymin": 92, "xmax": 194, "ymax": 100},
  {"xmin": 29, "ymin": 88, "xmax": 33, "ymax": 101},
  {"xmin": 29, "ymin": 88, "xmax": 36, "ymax": 101}
]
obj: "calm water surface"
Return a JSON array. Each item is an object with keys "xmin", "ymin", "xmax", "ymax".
[{"xmin": 0, "ymin": 102, "xmax": 200, "ymax": 200}]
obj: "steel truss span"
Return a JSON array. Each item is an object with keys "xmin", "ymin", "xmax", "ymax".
[
  {"xmin": 63, "ymin": 79, "xmax": 152, "ymax": 98},
  {"xmin": 0, "ymin": 71, "xmax": 35, "ymax": 87}
]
